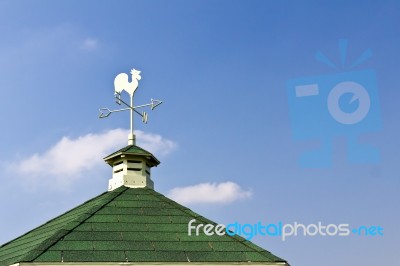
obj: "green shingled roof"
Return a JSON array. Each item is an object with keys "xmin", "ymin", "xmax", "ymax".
[
  {"xmin": 104, "ymin": 145, "xmax": 156, "ymax": 159},
  {"xmin": 104, "ymin": 145, "xmax": 160, "ymax": 166},
  {"xmin": 0, "ymin": 187, "xmax": 288, "ymax": 265}
]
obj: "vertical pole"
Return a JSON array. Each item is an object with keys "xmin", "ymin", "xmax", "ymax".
[
  {"xmin": 130, "ymin": 95, "xmax": 133, "ymax": 136},
  {"xmin": 128, "ymin": 94, "xmax": 135, "ymax": 145}
]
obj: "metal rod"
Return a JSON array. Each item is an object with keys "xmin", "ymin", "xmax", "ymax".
[
  {"xmin": 132, "ymin": 103, "xmax": 153, "ymax": 109},
  {"xmin": 116, "ymin": 96, "xmax": 133, "ymax": 110},
  {"xmin": 115, "ymin": 95, "xmax": 152, "ymax": 110},
  {"xmin": 111, "ymin": 108, "xmax": 131, "ymax": 113},
  {"xmin": 117, "ymin": 96, "xmax": 145, "ymax": 117},
  {"xmin": 130, "ymin": 95, "xmax": 133, "ymax": 136}
]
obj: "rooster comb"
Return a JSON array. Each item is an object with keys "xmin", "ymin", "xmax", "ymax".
[{"xmin": 130, "ymin": 68, "xmax": 141, "ymax": 75}]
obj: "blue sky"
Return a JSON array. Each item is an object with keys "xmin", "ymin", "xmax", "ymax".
[{"xmin": 0, "ymin": 1, "xmax": 399, "ymax": 265}]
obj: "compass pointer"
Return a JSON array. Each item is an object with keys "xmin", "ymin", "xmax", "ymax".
[
  {"xmin": 99, "ymin": 108, "xmax": 112, "ymax": 118},
  {"xmin": 150, "ymin": 99, "xmax": 163, "ymax": 110}
]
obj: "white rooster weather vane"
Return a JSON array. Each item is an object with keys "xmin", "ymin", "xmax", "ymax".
[{"xmin": 99, "ymin": 68, "xmax": 163, "ymax": 145}]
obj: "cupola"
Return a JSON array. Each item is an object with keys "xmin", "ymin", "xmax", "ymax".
[{"xmin": 104, "ymin": 144, "xmax": 160, "ymax": 191}]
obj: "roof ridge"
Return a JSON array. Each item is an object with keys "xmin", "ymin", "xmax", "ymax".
[{"xmin": 19, "ymin": 187, "xmax": 129, "ymax": 262}]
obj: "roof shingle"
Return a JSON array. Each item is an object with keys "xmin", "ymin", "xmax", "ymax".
[{"xmin": 0, "ymin": 186, "xmax": 288, "ymax": 265}]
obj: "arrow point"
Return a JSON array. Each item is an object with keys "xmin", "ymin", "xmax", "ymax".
[
  {"xmin": 99, "ymin": 108, "xmax": 111, "ymax": 118},
  {"xmin": 151, "ymin": 99, "xmax": 162, "ymax": 110}
]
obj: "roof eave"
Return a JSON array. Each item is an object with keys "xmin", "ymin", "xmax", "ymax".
[
  {"xmin": 103, "ymin": 152, "xmax": 160, "ymax": 167},
  {"xmin": 13, "ymin": 262, "xmax": 290, "ymax": 266}
]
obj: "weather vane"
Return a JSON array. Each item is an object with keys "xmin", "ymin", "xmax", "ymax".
[{"xmin": 99, "ymin": 68, "xmax": 163, "ymax": 145}]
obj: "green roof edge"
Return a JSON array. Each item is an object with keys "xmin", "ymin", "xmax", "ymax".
[{"xmin": 0, "ymin": 187, "xmax": 288, "ymax": 265}]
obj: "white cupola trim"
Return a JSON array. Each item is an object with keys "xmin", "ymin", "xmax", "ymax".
[{"xmin": 104, "ymin": 145, "xmax": 160, "ymax": 191}]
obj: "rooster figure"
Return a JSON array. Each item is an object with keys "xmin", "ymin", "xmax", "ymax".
[{"xmin": 114, "ymin": 68, "xmax": 142, "ymax": 98}]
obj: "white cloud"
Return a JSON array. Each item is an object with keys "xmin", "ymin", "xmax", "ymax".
[
  {"xmin": 168, "ymin": 182, "xmax": 252, "ymax": 205},
  {"xmin": 9, "ymin": 129, "xmax": 176, "ymax": 186},
  {"xmin": 81, "ymin": 37, "xmax": 98, "ymax": 50},
  {"xmin": 136, "ymin": 130, "xmax": 177, "ymax": 155}
]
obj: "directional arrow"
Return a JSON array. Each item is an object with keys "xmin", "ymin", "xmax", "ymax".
[
  {"xmin": 99, "ymin": 107, "xmax": 131, "ymax": 118},
  {"xmin": 151, "ymin": 99, "xmax": 163, "ymax": 110},
  {"xmin": 100, "ymin": 87, "xmax": 162, "ymax": 129},
  {"xmin": 99, "ymin": 108, "xmax": 111, "ymax": 118}
]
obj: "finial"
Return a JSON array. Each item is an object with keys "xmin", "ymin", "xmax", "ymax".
[{"xmin": 99, "ymin": 68, "xmax": 163, "ymax": 145}]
